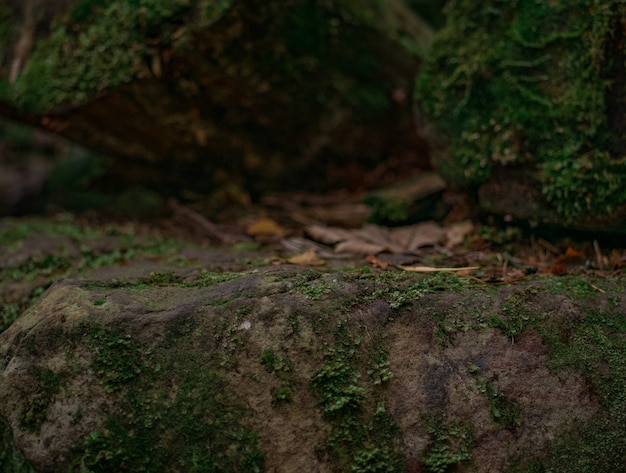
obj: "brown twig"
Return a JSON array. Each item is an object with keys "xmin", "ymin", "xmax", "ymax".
[{"xmin": 168, "ymin": 199, "xmax": 247, "ymax": 244}]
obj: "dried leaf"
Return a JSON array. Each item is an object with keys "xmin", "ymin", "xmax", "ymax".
[
  {"xmin": 305, "ymin": 225, "xmax": 354, "ymax": 244},
  {"xmin": 287, "ymin": 248, "xmax": 326, "ymax": 266},
  {"xmin": 556, "ymin": 247, "xmax": 584, "ymax": 265},
  {"xmin": 335, "ymin": 240, "xmax": 389, "ymax": 255},
  {"xmin": 390, "ymin": 221, "xmax": 445, "ymax": 252},
  {"xmin": 445, "ymin": 220, "xmax": 474, "ymax": 248},
  {"xmin": 399, "ymin": 265, "xmax": 479, "ymax": 272},
  {"xmin": 306, "ymin": 220, "xmax": 468, "ymax": 256},
  {"xmin": 246, "ymin": 218, "xmax": 285, "ymax": 237},
  {"xmin": 352, "ymin": 224, "xmax": 393, "ymax": 246}
]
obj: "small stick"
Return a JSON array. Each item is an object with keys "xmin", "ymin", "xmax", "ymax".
[
  {"xmin": 168, "ymin": 199, "xmax": 243, "ymax": 244},
  {"xmin": 593, "ymin": 240, "xmax": 603, "ymax": 269}
]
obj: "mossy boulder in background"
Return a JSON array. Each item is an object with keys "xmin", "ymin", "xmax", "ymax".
[
  {"xmin": 417, "ymin": 0, "xmax": 626, "ymax": 227},
  {"xmin": 0, "ymin": 0, "xmax": 433, "ymax": 200},
  {"xmin": 2, "ymin": 258, "xmax": 626, "ymax": 472}
]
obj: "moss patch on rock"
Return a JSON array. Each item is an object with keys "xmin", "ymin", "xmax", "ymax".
[
  {"xmin": 1, "ymin": 250, "xmax": 626, "ymax": 472},
  {"xmin": 7, "ymin": 0, "xmax": 229, "ymax": 112},
  {"xmin": 417, "ymin": 0, "xmax": 626, "ymax": 222}
]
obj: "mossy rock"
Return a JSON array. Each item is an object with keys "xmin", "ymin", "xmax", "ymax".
[
  {"xmin": 416, "ymin": 0, "xmax": 626, "ymax": 227},
  {"xmin": 0, "ymin": 0, "xmax": 433, "ymax": 198},
  {"xmin": 2, "ymin": 261, "xmax": 626, "ymax": 472}
]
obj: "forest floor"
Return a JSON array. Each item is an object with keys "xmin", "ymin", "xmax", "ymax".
[
  {"xmin": 3, "ymin": 184, "xmax": 625, "ymax": 336},
  {"xmin": 3, "ymin": 189, "xmax": 626, "ymax": 473}
]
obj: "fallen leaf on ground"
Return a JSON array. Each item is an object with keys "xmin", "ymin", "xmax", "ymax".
[
  {"xmin": 399, "ymin": 265, "xmax": 480, "ymax": 273},
  {"xmin": 305, "ymin": 220, "xmax": 465, "ymax": 255},
  {"xmin": 389, "ymin": 221, "xmax": 446, "ymax": 251},
  {"xmin": 306, "ymin": 225, "xmax": 354, "ymax": 244},
  {"xmin": 445, "ymin": 220, "xmax": 474, "ymax": 248},
  {"xmin": 556, "ymin": 247, "xmax": 585, "ymax": 265},
  {"xmin": 287, "ymin": 248, "xmax": 326, "ymax": 266},
  {"xmin": 335, "ymin": 239, "xmax": 389, "ymax": 255},
  {"xmin": 365, "ymin": 255, "xmax": 390, "ymax": 269}
]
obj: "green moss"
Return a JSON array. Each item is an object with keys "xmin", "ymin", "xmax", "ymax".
[
  {"xmin": 478, "ymin": 381, "xmax": 523, "ymax": 428},
  {"xmin": 0, "ymin": 215, "xmax": 92, "ymax": 248},
  {"xmin": 194, "ymin": 270, "xmax": 243, "ymax": 288},
  {"xmin": 540, "ymin": 276, "xmax": 603, "ymax": 299},
  {"xmin": 19, "ymin": 368, "xmax": 62, "ymax": 432},
  {"xmin": 366, "ymin": 272, "xmax": 470, "ymax": 312},
  {"xmin": 1, "ymin": 303, "xmax": 22, "ymax": 333},
  {"xmin": 8, "ymin": 0, "xmax": 192, "ymax": 112},
  {"xmin": 488, "ymin": 287, "xmax": 539, "ymax": 341},
  {"xmin": 309, "ymin": 320, "xmax": 403, "ymax": 472},
  {"xmin": 508, "ymin": 306, "xmax": 626, "ymax": 472},
  {"xmin": 4, "ymin": 255, "xmax": 73, "ymax": 283},
  {"xmin": 416, "ymin": 0, "xmax": 626, "ymax": 221},
  {"xmin": 289, "ymin": 270, "xmax": 328, "ymax": 299},
  {"xmin": 72, "ymin": 323, "xmax": 264, "ymax": 472},
  {"xmin": 419, "ymin": 416, "xmax": 473, "ymax": 473},
  {"xmin": 4, "ymin": 0, "xmax": 423, "ymax": 122},
  {"xmin": 364, "ymin": 195, "xmax": 412, "ymax": 225},
  {"xmin": 261, "ymin": 349, "xmax": 296, "ymax": 406},
  {"xmin": 200, "ymin": 0, "xmax": 234, "ymax": 22},
  {"xmin": 89, "ymin": 329, "xmax": 143, "ymax": 392},
  {"xmin": 0, "ymin": 420, "xmax": 36, "ymax": 473}
]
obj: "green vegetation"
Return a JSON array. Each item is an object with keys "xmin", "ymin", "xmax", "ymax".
[
  {"xmin": 71, "ymin": 325, "xmax": 264, "ymax": 473},
  {"xmin": 19, "ymin": 368, "xmax": 62, "ymax": 432},
  {"xmin": 419, "ymin": 416, "xmax": 473, "ymax": 473},
  {"xmin": 1, "ymin": 303, "xmax": 22, "ymax": 333},
  {"xmin": 0, "ymin": 215, "xmax": 190, "ymax": 335},
  {"xmin": 89, "ymin": 329, "xmax": 143, "ymax": 392},
  {"xmin": 489, "ymin": 287, "xmax": 538, "ymax": 341},
  {"xmin": 288, "ymin": 269, "xmax": 323, "ymax": 295},
  {"xmin": 514, "ymin": 308, "xmax": 626, "ymax": 472},
  {"xmin": 260, "ymin": 349, "xmax": 296, "ymax": 405},
  {"xmin": 0, "ymin": 420, "xmax": 36, "ymax": 473},
  {"xmin": 8, "ymin": 0, "xmax": 194, "ymax": 111},
  {"xmin": 194, "ymin": 270, "xmax": 244, "ymax": 287},
  {"xmin": 367, "ymin": 272, "xmax": 469, "ymax": 312},
  {"xmin": 478, "ymin": 381, "xmax": 523, "ymax": 429},
  {"xmin": 417, "ymin": 0, "xmax": 626, "ymax": 221},
  {"xmin": 364, "ymin": 195, "xmax": 412, "ymax": 225},
  {"xmin": 4, "ymin": 0, "xmax": 424, "ymax": 118},
  {"xmin": 309, "ymin": 320, "xmax": 403, "ymax": 473}
]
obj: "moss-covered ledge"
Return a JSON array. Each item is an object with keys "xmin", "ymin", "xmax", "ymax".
[
  {"xmin": 1, "ymin": 264, "xmax": 625, "ymax": 472},
  {"xmin": 0, "ymin": 0, "xmax": 433, "ymax": 197}
]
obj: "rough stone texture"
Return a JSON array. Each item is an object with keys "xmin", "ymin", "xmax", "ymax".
[{"xmin": 1, "ymin": 261, "xmax": 623, "ymax": 472}]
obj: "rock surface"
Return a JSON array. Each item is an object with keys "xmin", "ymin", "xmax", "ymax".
[
  {"xmin": 2, "ymin": 257, "xmax": 625, "ymax": 472},
  {"xmin": 416, "ymin": 0, "xmax": 626, "ymax": 227}
]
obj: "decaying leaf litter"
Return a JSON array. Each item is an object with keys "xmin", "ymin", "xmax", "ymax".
[{"xmin": 166, "ymin": 183, "xmax": 626, "ymax": 285}]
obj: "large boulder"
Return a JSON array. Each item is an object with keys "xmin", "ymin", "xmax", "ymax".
[
  {"xmin": 1, "ymin": 261, "xmax": 625, "ymax": 472},
  {"xmin": 0, "ymin": 0, "xmax": 432, "ymax": 198},
  {"xmin": 416, "ymin": 0, "xmax": 626, "ymax": 228}
]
